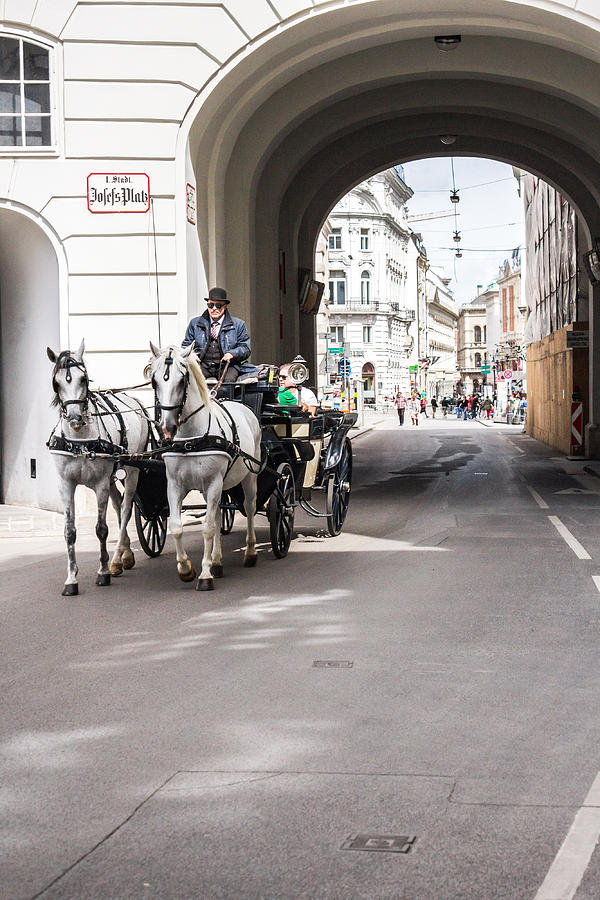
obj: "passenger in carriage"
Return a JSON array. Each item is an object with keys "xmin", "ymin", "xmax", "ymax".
[
  {"xmin": 277, "ymin": 364, "xmax": 319, "ymax": 415},
  {"xmin": 182, "ymin": 286, "xmax": 257, "ymax": 383}
]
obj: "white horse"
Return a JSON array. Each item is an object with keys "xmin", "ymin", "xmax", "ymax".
[
  {"xmin": 146, "ymin": 343, "xmax": 261, "ymax": 590},
  {"xmin": 47, "ymin": 340, "xmax": 150, "ymax": 595}
]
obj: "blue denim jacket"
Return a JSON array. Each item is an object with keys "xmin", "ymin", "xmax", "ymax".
[{"xmin": 182, "ymin": 310, "xmax": 257, "ymax": 375}]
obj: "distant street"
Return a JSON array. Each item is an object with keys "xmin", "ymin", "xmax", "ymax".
[{"xmin": 3, "ymin": 415, "xmax": 600, "ymax": 899}]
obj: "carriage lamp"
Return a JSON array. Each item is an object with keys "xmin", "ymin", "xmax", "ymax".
[
  {"xmin": 453, "ymin": 231, "xmax": 461, "ymax": 243},
  {"xmin": 455, "ymin": 250, "xmax": 463, "ymax": 258},
  {"xmin": 450, "ymin": 190, "xmax": 460, "ymax": 203},
  {"xmin": 288, "ymin": 355, "xmax": 309, "ymax": 385}
]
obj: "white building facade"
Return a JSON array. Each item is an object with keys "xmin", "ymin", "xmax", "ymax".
[
  {"xmin": 317, "ymin": 169, "xmax": 418, "ymax": 404},
  {"xmin": 423, "ymin": 270, "xmax": 459, "ymax": 398}
]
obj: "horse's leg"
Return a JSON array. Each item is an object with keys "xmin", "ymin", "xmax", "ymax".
[
  {"xmin": 110, "ymin": 468, "xmax": 139, "ymax": 575},
  {"xmin": 242, "ymin": 472, "xmax": 258, "ymax": 567},
  {"xmin": 59, "ymin": 476, "xmax": 79, "ymax": 596},
  {"xmin": 93, "ymin": 478, "xmax": 112, "ymax": 586},
  {"xmin": 209, "ymin": 499, "xmax": 223, "ymax": 579},
  {"xmin": 167, "ymin": 478, "xmax": 196, "ymax": 583},
  {"xmin": 196, "ymin": 481, "xmax": 222, "ymax": 591},
  {"xmin": 109, "ymin": 479, "xmax": 122, "ymax": 526}
]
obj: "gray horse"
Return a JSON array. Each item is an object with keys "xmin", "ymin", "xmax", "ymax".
[
  {"xmin": 47, "ymin": 340, "xmax": 149, "ymax": 595},
  {"xmin": 146, "ymin": 343, "xmax": 261, "ymax": 591}
]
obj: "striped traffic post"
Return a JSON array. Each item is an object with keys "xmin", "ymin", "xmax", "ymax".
[{"xmin": 570, "ymin": 401, "xmax": 583, "ymax": 455}]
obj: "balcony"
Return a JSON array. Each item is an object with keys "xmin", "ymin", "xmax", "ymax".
[{"xmin": 329, "ymin": 300, "xmax": 416, "ymax": 319}]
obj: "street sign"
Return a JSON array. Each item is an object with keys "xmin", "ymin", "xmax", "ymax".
[
  {"xmin": 480, "ymin": 365, "xmax": 491, "ymax": 373},
  {"xmin": 328, "ymin": 346, "xmax": 344, "ymax": 354},
  {"xmin": 566, "ymin": 330, "xmax": 589, "ymax": 348},
  {"xmin": 409, "ymin": 365, "xmax": 418, "ymax": 373},
  {"xmin": 87, "ymin": 172, "xmax": 150, "ymax": 213},
  {"xmin": 503, "ymin": 369, "xmax": 513, "ymax": 379}
]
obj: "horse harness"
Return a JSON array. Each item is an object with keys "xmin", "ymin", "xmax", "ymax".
[{"xmin": 48, "ymin": 353, "xmax": 147, "ymax": 459}]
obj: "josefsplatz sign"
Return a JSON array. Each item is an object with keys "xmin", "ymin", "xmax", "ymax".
[{"xmin": 87, "ymin": 173, "xmax": 150, "ymax": 213}]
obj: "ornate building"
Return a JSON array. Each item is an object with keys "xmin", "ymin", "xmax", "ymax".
[{"xmin": 316, "ymin": 168, "xmax": 418, "ymax": 403}]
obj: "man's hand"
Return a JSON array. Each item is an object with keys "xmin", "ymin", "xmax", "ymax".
[{"xmin": 222, "ymin": 352, "xmax": 234, "ymax": 362}]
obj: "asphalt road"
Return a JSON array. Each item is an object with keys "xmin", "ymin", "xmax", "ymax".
[{"xmin": 3, "ymin": 415, "xmax": 600, "ymax": 899}]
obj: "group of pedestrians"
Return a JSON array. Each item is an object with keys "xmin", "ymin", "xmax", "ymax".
[
  {"xmin": 393, "ymin": 390, "xmax": 498, "ymax": 425},
  {"xmin": 393, "ymin": 390, "xmax": 423, "ymax": 426}
]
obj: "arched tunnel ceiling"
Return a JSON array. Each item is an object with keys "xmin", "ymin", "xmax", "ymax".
[{"xmin": 219, "ymin": 34, "xmax": 600, "ymax": 295}]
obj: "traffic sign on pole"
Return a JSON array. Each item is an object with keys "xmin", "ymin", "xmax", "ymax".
[{"xmin": 338, "ymin": 357, "xmax": 351, "ymax": 377}]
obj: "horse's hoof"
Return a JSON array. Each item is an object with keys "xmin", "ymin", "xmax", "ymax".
[
  {"xmin": 95, "ymin": 573, "xmax": 111, "ymax": 586},
  {"xmin": 196, "ymin": 577, "xmax": 214, "ymax": 591},
  {"xmin": 210, "ymin": 564, "xmax": 224, "ymax": 578},
  {"xmin": 122, "ymin": 551, "xmax": 135, "ymax": 570},
  {"xmin": 62, "ymin": 583, "xmax": 78, "ymax": 596},
  {"xmin": 109, "ymin": 562, "xmax": 123, "ymax": 576},
  {"xmin": 244, "ymin": 555, "xmax": 258, "ymax": 568},
  {"xmin": 178, "ymin": 565, "xmax": 196, "ymax": 583}
]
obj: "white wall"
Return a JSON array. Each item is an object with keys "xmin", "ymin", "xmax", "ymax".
[{"xmin": 0, "ymin": 210, "xmax": 60, "ymax": 509}]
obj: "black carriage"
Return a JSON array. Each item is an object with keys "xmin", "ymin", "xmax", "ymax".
[{"xmin": 131, "ymin": 380, "xmax": 357, "ymax": 560}]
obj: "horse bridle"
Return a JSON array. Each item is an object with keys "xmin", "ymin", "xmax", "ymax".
[
  {"xmin": 152, "ymin": 350, "xmax": 197, "ymax": 425},
  {"xmin": 53, "ymin": 354, "xmax": 90, "ymax": 416}
]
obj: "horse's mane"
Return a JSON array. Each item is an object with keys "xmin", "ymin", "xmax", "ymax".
[{"xmin": 185, "ymin": 350, "xmax": 212, "ymax": 409}]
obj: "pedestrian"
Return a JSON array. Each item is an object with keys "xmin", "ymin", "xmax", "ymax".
[
  {"xmin": 394, "ymin": 391, "xmax": 407, "ymax": 426},
  {"xmin": 430, "ymin": 397, "xmax": 438, "ymax": 418},
  {"xmin": 461, "ymin": 396, "xmax": 469, "ymax": 420},
  {"xmin": 420, "ymin": 395, "xmax": 428, "ymax": 418},
  {"xmin": 441, "ymin": 396, "xmax": 449, "ymax": 417},
  {"xmin": 481, "ymin": 397, "xmax": 493, "ymax": 419},
  {"xmin": 471, "ymin": 394, "xmax": 480, "ymax": 418},
  {"xmin": 409, "ymin": 392, "xmax": 420, "ymax": 426}
]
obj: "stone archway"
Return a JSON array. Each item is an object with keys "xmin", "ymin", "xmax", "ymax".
[
  {"xmin": 0, "ymin": 208, "xmax": 61, "ymax": 508},
  {"xmin": 182, "ymin": 0, "xmax": 600, "ymax": 447}
]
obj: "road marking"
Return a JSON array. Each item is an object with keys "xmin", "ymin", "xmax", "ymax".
[
  {"xmin": 527, "ymin": 486, "xmax": 549, "ymax": 509},
  {"xmin": 548, "ymin": 516, "xmax": 591, "ymax": 559},
  {"xmin": 534, "ymin": 771, "xmax": 600, "ymax": 900},
  {"xmin": 592, "ymin": 575, "xmax": 600, "ymax": 593}
]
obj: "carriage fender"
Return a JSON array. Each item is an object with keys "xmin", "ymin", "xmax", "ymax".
[{"xmin": 323, "ymin": 413, "xmax": 357, "ymax": 471}]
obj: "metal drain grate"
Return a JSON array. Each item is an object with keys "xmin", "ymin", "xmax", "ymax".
[
  {"xmin": 312, "ymin": 660, "xmax": 354, "ymax": 668},
  {"xmin": 342, "ymin": 834, "xmax": 416, "ymax": 853}
]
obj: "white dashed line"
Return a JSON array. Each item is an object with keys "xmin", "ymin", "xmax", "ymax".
[
  {"xmin": 534, "ymin": 771, "xmax": 600, "ymax": 900},
  {"xmin": 527, "ymin": 486, "xmax": 549, "ymax": 509},
  {"xmin": 548, "ymin": 516, "xmax": 591, "ymax": 560},
  {"xmin": 592, "ymin": 575, "xmax": 600, "ymax": 593}
]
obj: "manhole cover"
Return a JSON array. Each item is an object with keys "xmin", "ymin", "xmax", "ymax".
[
  {"xmin": 342, "ymin": 834, "xmax": 416, "ymax": 853},
  {"xmin": 313, "ymin": 660, "xmax": 354, "ymax": 668}
]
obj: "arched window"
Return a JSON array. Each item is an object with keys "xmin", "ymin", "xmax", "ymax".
[
  {"xmin": 0, "ymin": 36, "xmax": 52, "ymax": 148},
  {"xmin": 474, "ymin": 352, "xmax": 482, "ymax": 367},
  {"xmin": 361, "ymin": 270, "xmax": 370, "ymax": 303},
  {"xmin": 474, "ymin": 325, "xmax": 482, "ymax": 343}
]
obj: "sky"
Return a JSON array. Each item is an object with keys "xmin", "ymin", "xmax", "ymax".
[{"xmin": 401, "ymin": 157, "xmax": 524, "ymax": 307}]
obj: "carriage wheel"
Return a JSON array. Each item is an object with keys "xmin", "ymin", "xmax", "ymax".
[
  {"xmin": 135, "ymin": 504, "xmax": 168, "ymax": 557},
  {"xmin": 220, "ymin": 492, "xmax": 235, "ymax": 535},
  {"xmin": 326, "ymin": 439, "xmax": 353, "ymax": 536},
  {"xmin": 268, "ymin": 462, "xmax": 296, "ymax": 558}
]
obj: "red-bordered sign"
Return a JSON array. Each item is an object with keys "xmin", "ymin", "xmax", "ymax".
[{"xmin": 87, "ymin": 173, "xmax": 150, "ymax": 213}]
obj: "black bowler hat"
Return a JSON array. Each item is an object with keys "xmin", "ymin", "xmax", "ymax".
[{"xmin": 206, "ymin": 286, "xmax": 229, "ymax": 304}]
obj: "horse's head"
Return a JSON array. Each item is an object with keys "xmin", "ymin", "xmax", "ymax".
[
  {"xmin": 146, "ymin": 342, "xmax": 202, "ymax": 440},
  {"xmin": 47, "ymin": 340, "xmax": 89, "ymax": 431}
]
